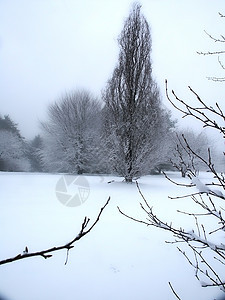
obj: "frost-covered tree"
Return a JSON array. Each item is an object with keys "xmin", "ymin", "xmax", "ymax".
[
  {"xmin": 0, "ymin": 131, "xmax": 30, "ymax": 171},
  {"xmin": 27, "ymin": 135, "xmax": 44, "ymax": 172},
  {"xmin": 41, "ymin": 90, "xmax": 102, "ymax": 174},
  {"xmin": 0, "ymin": 115, "xmax": 21, "ymax": 137},
  {"xmin": 0, "ymin": 115, "xmax": 30, "ymax": 171},
  {"xmin": 103, "ymin": 3, "xmax": 172, "ymax": 182}
]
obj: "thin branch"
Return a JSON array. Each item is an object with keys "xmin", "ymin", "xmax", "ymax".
[
  {"xmin": 163, "ymin": 171, "xmax": 194, "ymax": 187},
  {"xmin": 117, "ymin": 206, "xmax": 150, "ymax": 226},
  {"xmin": 0, "ymin": 197, "xmax": 110, "ymax": 266},
  {"xmin": 204, "ymin": 30, "xmax": 225, "ymax": 43},
  {"xmin": 135, "ymin": 181, "xmax": 152, "ymax": 210},
  {"xmin": 207, "ymin": 76, "xmax": 225, "ymax": 82},
  {"xmin": 197, "ymin": 50, "xmax": 225, "ymax": 55},
  {"xmin": 168, "ymin": 192, "xmax": 205, "ymax": 200},
  {"xmin": 165, "ymin": 80, "xmax": 225, "ymax": 136},
  {"xmin": 201, "ymin": 282, "xmax": 225, "ymax": 287},
  {"xmin": 218, "ymin": 56, "xmax": 225, "ymax": 69},
  {"xmin": 168, "ymin": 282, "xmax": 182, "ymax": 300}
]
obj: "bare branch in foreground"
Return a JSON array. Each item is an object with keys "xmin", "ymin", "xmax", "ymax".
[
  {"xmin": 206, "ymin": 76, "xmax": 225, "ymax": 82},
  {"xmin": 0, "ymin": 197, "xmax": 110, "ymax": 266},
  {"xmin": 163, "ymin": 171, "xmax": 194, "ymax": 187},
  {"xmin": 197, "ymin": 50, "xmax": 225, "ymax": 56},
  {"xmin": 118, "ymin": 181, "xmax": 225, "ymax": 291},
  {"xmin": 165, "ymin": 80, "xmax": 225, "ymax": 136},
  {"xmin": 168, "ymin": 282, "xmax": 182, "ymax": 300}
]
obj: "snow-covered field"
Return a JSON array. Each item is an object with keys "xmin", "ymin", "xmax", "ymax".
[{"xmin": 0, "ymin": 172, "xmax": 224, "ymax": 300}]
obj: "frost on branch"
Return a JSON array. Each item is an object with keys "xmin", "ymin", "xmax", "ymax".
[
  {"xmin": 192, "ymin": 177, "xmax": 225, "ymax": 199},
  {"xmin": 191, "ymin": 177, "xmax": 211, "ymax": 193}
]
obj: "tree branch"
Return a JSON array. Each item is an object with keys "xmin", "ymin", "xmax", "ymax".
[
  {"xmin": 118, "ymin": 180, "xmax": 225, "ymax": 290},
  {"xmin": 0, "ymin": 197, "xmax": 110, "ymax": 266},
  {"xmin": 165, "ymin": 80, "xmax": 225, "ymax": 137},
  {"xmin": 168, "ymin": 282, "xmax": 182, "ymax": 300}
]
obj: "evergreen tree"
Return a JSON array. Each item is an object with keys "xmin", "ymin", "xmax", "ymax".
[
  {"xmin": 0, "ymin": 115, "xmax": 21, "ymax": 137},
  {"xmin": 0, "ymin": 115, "xmax": 30, "ymax": 171}
]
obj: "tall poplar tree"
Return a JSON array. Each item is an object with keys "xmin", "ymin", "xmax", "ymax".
[{"xmin": 103, "ymin": 3, "xmax": 171, "ymax": 182}]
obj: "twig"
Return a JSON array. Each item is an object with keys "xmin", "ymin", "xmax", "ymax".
[
  {"xmin": 163, "ymin": 172, "xmax": 194, "ymax": 187},
  {"xmin": 117, "ymin": 206, "xmax": 150, "ymax": 226},
  {"xmin": 168, "ymin": 282, "xmax": 182, "ymax": 300},
  {"xmin": 0, "ymin": 197, "xmax": 110, "ymax": 265}
]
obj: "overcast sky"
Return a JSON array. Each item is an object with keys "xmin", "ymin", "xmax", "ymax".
[{"xmin": 0, "ymin": 0, "xmax": 224, "ymax": 139}]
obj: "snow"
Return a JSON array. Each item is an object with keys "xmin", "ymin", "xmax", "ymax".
[
  {"xmin": 191, "ymin": 177, "xmax": 211, "ymax": 193},
  {"xmin": 192, "ymin": 176, "xmax": 225, "ymax": 199},
  {"xmin": 0, "ymin": 172, "xmax": 224, "ymax": 300}
]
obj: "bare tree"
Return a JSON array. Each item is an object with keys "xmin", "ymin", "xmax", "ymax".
[
  {"xmin": 102, "ymin": 3, "xmax": 172, "ymax": 182},
  {"xmin": 170, "ymin": 130, "xmax": 209, "ymax": 177},
  {"xmin": 41, "ymin": 90, "xmax": 102, "ymax": 174}
]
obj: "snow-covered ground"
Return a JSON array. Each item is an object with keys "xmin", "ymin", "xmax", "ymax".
[{"xmin": 0, "ymin": 172, "xmax": 224, "ymax": 300}]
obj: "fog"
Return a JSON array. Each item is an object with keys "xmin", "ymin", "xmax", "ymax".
[{"xmin": 0, "ymin": 0, "xmax": 224, "ymax": 138}]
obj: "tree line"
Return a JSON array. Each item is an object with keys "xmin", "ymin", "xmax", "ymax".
[{"xmin": 0, "ymin": 3, "xmax": 219, "ymax": 180}]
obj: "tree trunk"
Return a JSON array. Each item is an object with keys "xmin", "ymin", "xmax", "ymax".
[
  {"xmin": 125, "ymin": 177, "xmax": 133, "ymax": 183},
  {"xmin": 181, "ymin": 170, "xmax": 186, "ymax": 178},
  {"xmin": 77, "ymin": 167, "xmax": 83, "ymax": 175}
]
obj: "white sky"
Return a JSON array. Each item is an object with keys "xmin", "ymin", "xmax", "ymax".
[{"xmin": 0, "ymin": 0, "xmax": 224, "ymax": 138}]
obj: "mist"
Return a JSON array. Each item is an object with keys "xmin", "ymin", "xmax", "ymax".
[{"xmin": 0, "ymin": 0, "xmax": 224, "ymax": 138}]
